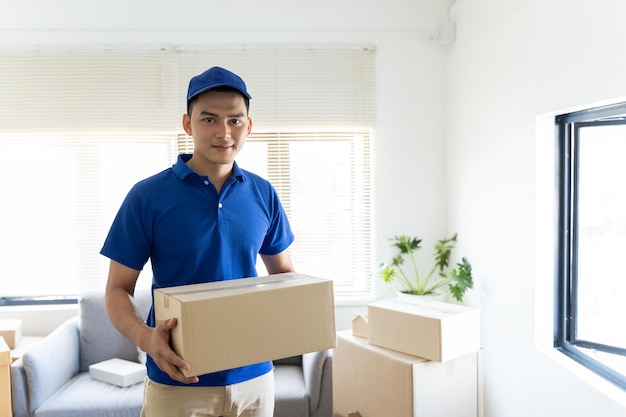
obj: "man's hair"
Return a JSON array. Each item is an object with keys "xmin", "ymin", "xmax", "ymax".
[{"xmin": 186, "ymin": 86, "xmax": 250, "ymax": 116}]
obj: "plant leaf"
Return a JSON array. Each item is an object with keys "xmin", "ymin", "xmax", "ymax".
[
  {"xmin": 449, "ymin": 256, "xmax": 473, "ymax": 302},
  {"xmin": 392, "ymin": 235, "xmax": 422, "ymax": 255},
  {"xmin": 434, "ymin": 233, "xmax": 457, "ymax": 272},
  {"xmin": 380, "ymin": 265, "xmax": 396, "ymax": 284},
  {"xmin": 391, "ymin": 254, "xmax": 405, "ymax": 267}
]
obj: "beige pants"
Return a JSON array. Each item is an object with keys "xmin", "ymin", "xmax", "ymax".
[{"xmin": 140, "ymin": 371, "xmax": 274, "ymax": 417}]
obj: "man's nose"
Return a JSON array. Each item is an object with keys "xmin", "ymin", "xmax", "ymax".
[{"xmin": 216, "ymin": 121, "xmax": 231, "ymax": 138}]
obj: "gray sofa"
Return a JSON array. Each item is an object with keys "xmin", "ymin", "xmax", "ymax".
[{"xmin": 11, "ymin": 290, "xmax": 333, "ymax": 417}]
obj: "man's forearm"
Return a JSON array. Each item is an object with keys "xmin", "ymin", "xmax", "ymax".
[{"xmin": 105, "ymin": 286, "xmax": 152, "ymax": 351}]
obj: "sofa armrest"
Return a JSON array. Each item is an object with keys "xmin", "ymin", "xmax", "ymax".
[
  {"xmin": 10, "ymin": 357, "xmax": 30, "ymax": 417},
  {"xmin": 311, "ymin": 350, "xmax": 333, "ymax": 417},
  {"xmin": 21, "ymin": 316, "xmax": 80, "ymax": 413},
  {"xmin": 302, "ymin": 349, "xmax": 332, "ymax": 415}
]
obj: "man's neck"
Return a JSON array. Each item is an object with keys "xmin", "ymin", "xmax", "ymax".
[{"xmin": 186, "ymin": 158, "xmax": 233, "ymax": 193}]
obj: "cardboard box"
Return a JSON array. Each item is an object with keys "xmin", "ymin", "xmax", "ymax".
[
  {"xmin": 154, "ymin": 273, "xmax": 336, "ymax": 377},
  {"xmin": 333, "ymin": 330, "xmax": 480, "ymax": 417},
  {"xmin": 351, "ymin": 314, "xmax": 368, "ymax": 338},
  {"xmin": 89, "ymin": 358, "xmax": 147, "ymax": 387},
  {"xmin": 368, "ymin": 296, "xmax": 480, "ymax": 362},
  {"xmin": 0, "ymin": 337, "xmax": 12, "ymax": 417},
  {"xmin": 0, "ymin": 319, "xmax": 22, "ymax": 349}
]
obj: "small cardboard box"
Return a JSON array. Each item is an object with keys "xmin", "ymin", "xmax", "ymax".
[
  {"xmin": 368, "ymin": 296, "xmax": 480, "ymax": 362},
  {"xmin": 154, "ymin": 272, "xmax": 336, "ymax": 377},
  {"xmin": 0, "ymin": 337, "xmax": 12, "ymax": 417},
  {"xmin": 351, "ymin": 314, "xmax": 368, "ymax": 338},
  {"xmin": 333, "ymin": 330, "xmax": 480, "ymax": 417},
  {"xmin": 0, "ymin": 319, "xmax": 22, "ymax": 349},
  {"xmin": 89, "ymin": 358, "xmax": 147, "ymax": 387}
]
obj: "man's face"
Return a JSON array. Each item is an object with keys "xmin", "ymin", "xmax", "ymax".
[{"xmin": 183, "ymin": 90, "xmax": 252, "ymax": 169}]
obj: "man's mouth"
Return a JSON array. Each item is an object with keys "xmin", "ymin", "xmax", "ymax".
[{"xmin": 213, "ymin": 143, "xmax": 233, "ymax": 149}]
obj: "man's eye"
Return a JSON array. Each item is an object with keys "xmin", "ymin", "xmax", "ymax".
[
  {"xmin": 203, "ymin": 118, "xmax": 214, "ymax": 123},
  {"xmin": 231, "ymin": 119, "xmax": 242, "ymax": 125}
]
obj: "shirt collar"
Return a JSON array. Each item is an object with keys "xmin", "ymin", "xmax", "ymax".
[{"xmin": 173, "ymin": 154, "xmax": 246, "ymax": 182}]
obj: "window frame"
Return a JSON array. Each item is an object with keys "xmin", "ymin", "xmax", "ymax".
[{"xmin": 555, "ymin": 102, "xmax": 626, "ymax": 390}]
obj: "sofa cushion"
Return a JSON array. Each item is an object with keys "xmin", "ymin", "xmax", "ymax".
[
  {"xmin": 79, "ymin": 289, "xmax": 152, "ymax": 372},
  {"xmin": 33, "ymin": 372, "xmax": 143, "ymax": 417}
]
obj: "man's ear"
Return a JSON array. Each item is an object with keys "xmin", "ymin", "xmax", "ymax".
[
  {"xmin": 182, "ymin": 114, "xmax": 192, "ymax": 136},
  {"xmin": 247, "ymin": 117, "xmax": 253, "ymax": 135}
]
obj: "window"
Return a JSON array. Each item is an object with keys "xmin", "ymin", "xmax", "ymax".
[
  {"xmin": 180, "ymin": 130, "xmax": 373, "ymax": 298},
  {"xmin": 0, "ymin": 45, "xmax": 376, "ymax": 301},
  {"xmin": 556, "ymin": 102, "xmax": 626, "ymax": 389},
  {"xmin": 0, "ymin": 134, "xmax": 175, "ymax": 298}
]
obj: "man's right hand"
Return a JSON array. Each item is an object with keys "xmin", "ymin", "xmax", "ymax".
[
  {"xmin": 104, "ymin": 260, "xmax": 200, "ymax": 385},
  {"xmin": 145, "ymin": 317, "xmax": 199, "ymax": 384}
]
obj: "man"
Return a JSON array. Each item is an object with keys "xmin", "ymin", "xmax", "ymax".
[{"xmin": 101, "ymin": 66, "xmax": 295, "ymax": 417}]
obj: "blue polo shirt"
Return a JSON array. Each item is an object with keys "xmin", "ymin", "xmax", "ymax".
[{"xmin": 100, "ymin": 154, "xmax": 294, "ymax": 386}]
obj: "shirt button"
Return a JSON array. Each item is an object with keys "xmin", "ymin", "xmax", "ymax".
[
  {"xmin": 204, "ymin": 180, "xmax": 209, "ymax": 185},
  {"xmin": 218, "ymin": 203, "xmax": 223, "ymax": 208}
]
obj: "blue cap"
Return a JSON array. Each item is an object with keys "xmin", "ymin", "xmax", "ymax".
[{"xmin": 186, "ymin": 66, "xmax": 251, "ymax": 103}]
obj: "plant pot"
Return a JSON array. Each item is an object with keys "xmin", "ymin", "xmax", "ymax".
[{"xmin": 397, "ymin": 291, "xmax": 445, "ymax": 302}]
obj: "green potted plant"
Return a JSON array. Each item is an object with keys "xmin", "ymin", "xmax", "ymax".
[{"xmin": 379, "ymin": 233, "xmax": 474, "ymax": 302}]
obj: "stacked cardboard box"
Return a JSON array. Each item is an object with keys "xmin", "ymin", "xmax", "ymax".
[
  {"xmin": 0, "ymin": 319, "xmax": 22, "ymax": 349},
  {"xmin": 0, "ymin": 337, "xmax": 11, "ymax": 417},
  {"xmin": 368, "ymin": 296, "xmax": 480, "ymax": 362},
  {"xmin": 334, "ymin": 331, "xmax": 481, "ymax": 417},
  {"xmin": 334, "ymin": 296, "xmax": 482, "ymax": 417}
]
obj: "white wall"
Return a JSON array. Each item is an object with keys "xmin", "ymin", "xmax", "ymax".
[{"xmin": 446, "ymin": 0, "xmax": 626, "ymax": 416}]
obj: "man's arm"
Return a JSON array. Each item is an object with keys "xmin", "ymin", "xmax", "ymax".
[
  {"xmin": 104, "ymin": 259, "xmax": 199, "ymax": 384},
  {"xmin": 261, "ymin": 249, "xmax": 295, "ymax": 274}
]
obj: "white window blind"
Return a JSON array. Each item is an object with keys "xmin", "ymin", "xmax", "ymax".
[
  {"xmin": 180, "ymin": 130, "xmax": 373, "ymax": 297},
  {"xmin": 0, "ymin": 45, "xmax": 376, "ymax": 300}
]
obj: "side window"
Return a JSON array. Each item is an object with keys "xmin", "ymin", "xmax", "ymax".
[{"xmin": 556, "ymin": 103, "xmax": 626, "ymax": 389}]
